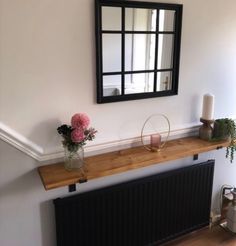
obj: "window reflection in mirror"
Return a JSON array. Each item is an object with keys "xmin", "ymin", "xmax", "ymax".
[
  {"xmin": 125, "ymin": 34, "xmax": 156, "ymax": 71},
  {"xmin": 125, "ymin": 8, "xmax": 157, "ymax": 31},
  {"xmin": 156, "ymin": 71, "xmax": 172, "ymax": 91},
  {"xmin": 125, "ymin": 73, "xmax": 154, "ymax": 94},
  {"xmin": 157, "ymin": 34, "xmax": 174, "ymax": 69},
  {"xmin": 96, "ymin": 0, "xmax": 182, "ymax": 103},
  {"xmin": 159, "ymin": 10, "xmax": 175, "ymax": 32}
]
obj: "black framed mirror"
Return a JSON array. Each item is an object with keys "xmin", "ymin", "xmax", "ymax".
[{"xmin": 95, "ymin": 0, "xmax": 182, "ymax": 103}]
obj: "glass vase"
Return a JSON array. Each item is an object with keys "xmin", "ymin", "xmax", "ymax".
[{"xmin": 64, "ymin": 147, "xmax": 84, "ymax": 171}]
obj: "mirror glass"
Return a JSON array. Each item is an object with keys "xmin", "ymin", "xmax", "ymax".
[
  {"xmin": 157, "ymin": 34, "xmax": 174, "ymax": 69},
  {"xmin": 102, "ymin": 34, "xmax": 121, "ymax": 72},
  {"xmin": 125, "ymin": 8, "xmax": 157, "ymax": 31},
  {"xmin": 156, "ymin": 71, "xmax": 172, "ymax": 91},
  {"xmin": 125, "ymin": 34, "xmax": 156, "ymax": 71},
  {"xmin": 159, "ymin": 10, "xmax": 175, "ymax": 32},
  {"xmin": 96, "ymin": 0, "xmax": 182, "ymax": 103},
  {"xmin": 102, "ymin": 7, "xmax": 122, "ymax": 30},
  {"xmin": 103, "ymin": 75, "xmax": 121, "ymax": 96},
  {"xmin": 125, "ymin": 73, "xmax": 154, "ymax": 94}
]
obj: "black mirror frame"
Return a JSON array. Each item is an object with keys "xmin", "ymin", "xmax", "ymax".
[{"xmin": 95, "ymin": 0, "xmax": 183, "ymax": 104}]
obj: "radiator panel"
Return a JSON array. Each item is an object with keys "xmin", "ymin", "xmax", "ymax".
[{"xmin": 54, "ymin": 160, "xmax": 215, "ymax": 246}]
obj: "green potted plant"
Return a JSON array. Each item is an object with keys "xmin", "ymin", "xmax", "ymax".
[{"xmin": 212, "ymin": 118, "xmax": 236, "ymax": 163}]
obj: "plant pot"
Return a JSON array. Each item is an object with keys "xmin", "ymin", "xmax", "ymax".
[
  {"xmin": 213, "ymin": 121, "xmax": 231, "ymax": 140},
  {"xmin": 64, "ymin": 147, "xmax": 84, "ymax": 171}
]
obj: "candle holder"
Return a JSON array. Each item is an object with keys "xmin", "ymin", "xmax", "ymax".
[
  {"xmin": 199, "ymin": 118, "xmax": 214, "ymax": 141},
  {"xmin": 141, "ymin": 114, "xmax": 170, "ymax": 152}
]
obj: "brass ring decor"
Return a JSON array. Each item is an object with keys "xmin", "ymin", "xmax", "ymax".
[{"xmin": 141, "ymin": 114, "xmax": 170, "ymax": 152}]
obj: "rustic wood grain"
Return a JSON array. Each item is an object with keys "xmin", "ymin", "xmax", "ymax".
[
  {"xmin": 163, "ymin": 226, "xmax": 236, "ymax": 246},
  {"xmin": 38, "ymin": 136, "xmax": 229, "ymax": 190}
]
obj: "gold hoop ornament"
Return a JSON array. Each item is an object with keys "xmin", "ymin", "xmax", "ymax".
[{"xmin": 141, "ymin": 114, "xmax": 170, "ymax": 152}]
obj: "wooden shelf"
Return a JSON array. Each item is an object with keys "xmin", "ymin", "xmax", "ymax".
[{"xmin": 38, "ymin": 136, "xmax": 229, "ymax": 191}]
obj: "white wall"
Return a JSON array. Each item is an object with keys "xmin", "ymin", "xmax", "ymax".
[{"xmin": 1, "ymin": 0, "xmax": 236, "ymax": 245}]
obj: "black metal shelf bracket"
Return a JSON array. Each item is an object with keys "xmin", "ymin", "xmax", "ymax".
[
  {"xmin": 68, "ymin": 184, "xmax": 76, "ymax": 193},
  {"xmin": 68, "ymin": 178, "xmax": 88, "ymax": 193}
]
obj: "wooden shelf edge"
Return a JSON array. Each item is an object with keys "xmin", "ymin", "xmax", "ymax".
[
  {"xmin": 38, "ymin": 163, "xmax": 84, "ymax": 190},
  {"xmin": 38, "ymin": 137, "xmax": 230, "ymax": 191}
]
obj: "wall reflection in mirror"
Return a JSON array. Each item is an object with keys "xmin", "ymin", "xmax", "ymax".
[{"xmin": 96, "ymin": 1, "xmax": 182, "ymax": 103}]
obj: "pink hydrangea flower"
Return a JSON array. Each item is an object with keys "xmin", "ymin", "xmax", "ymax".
[
  {"xmin": 71, "ymin": 128, "xmax": 85, "ymax": 143},
  {"xmin": 71, "ymin": 113, "xmax": 90, "ymax": 129}
]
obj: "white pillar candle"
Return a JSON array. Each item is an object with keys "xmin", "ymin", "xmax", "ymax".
[{"xmin": 201, "ymin": 93, "xmax": 214, "ymax": 120}]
